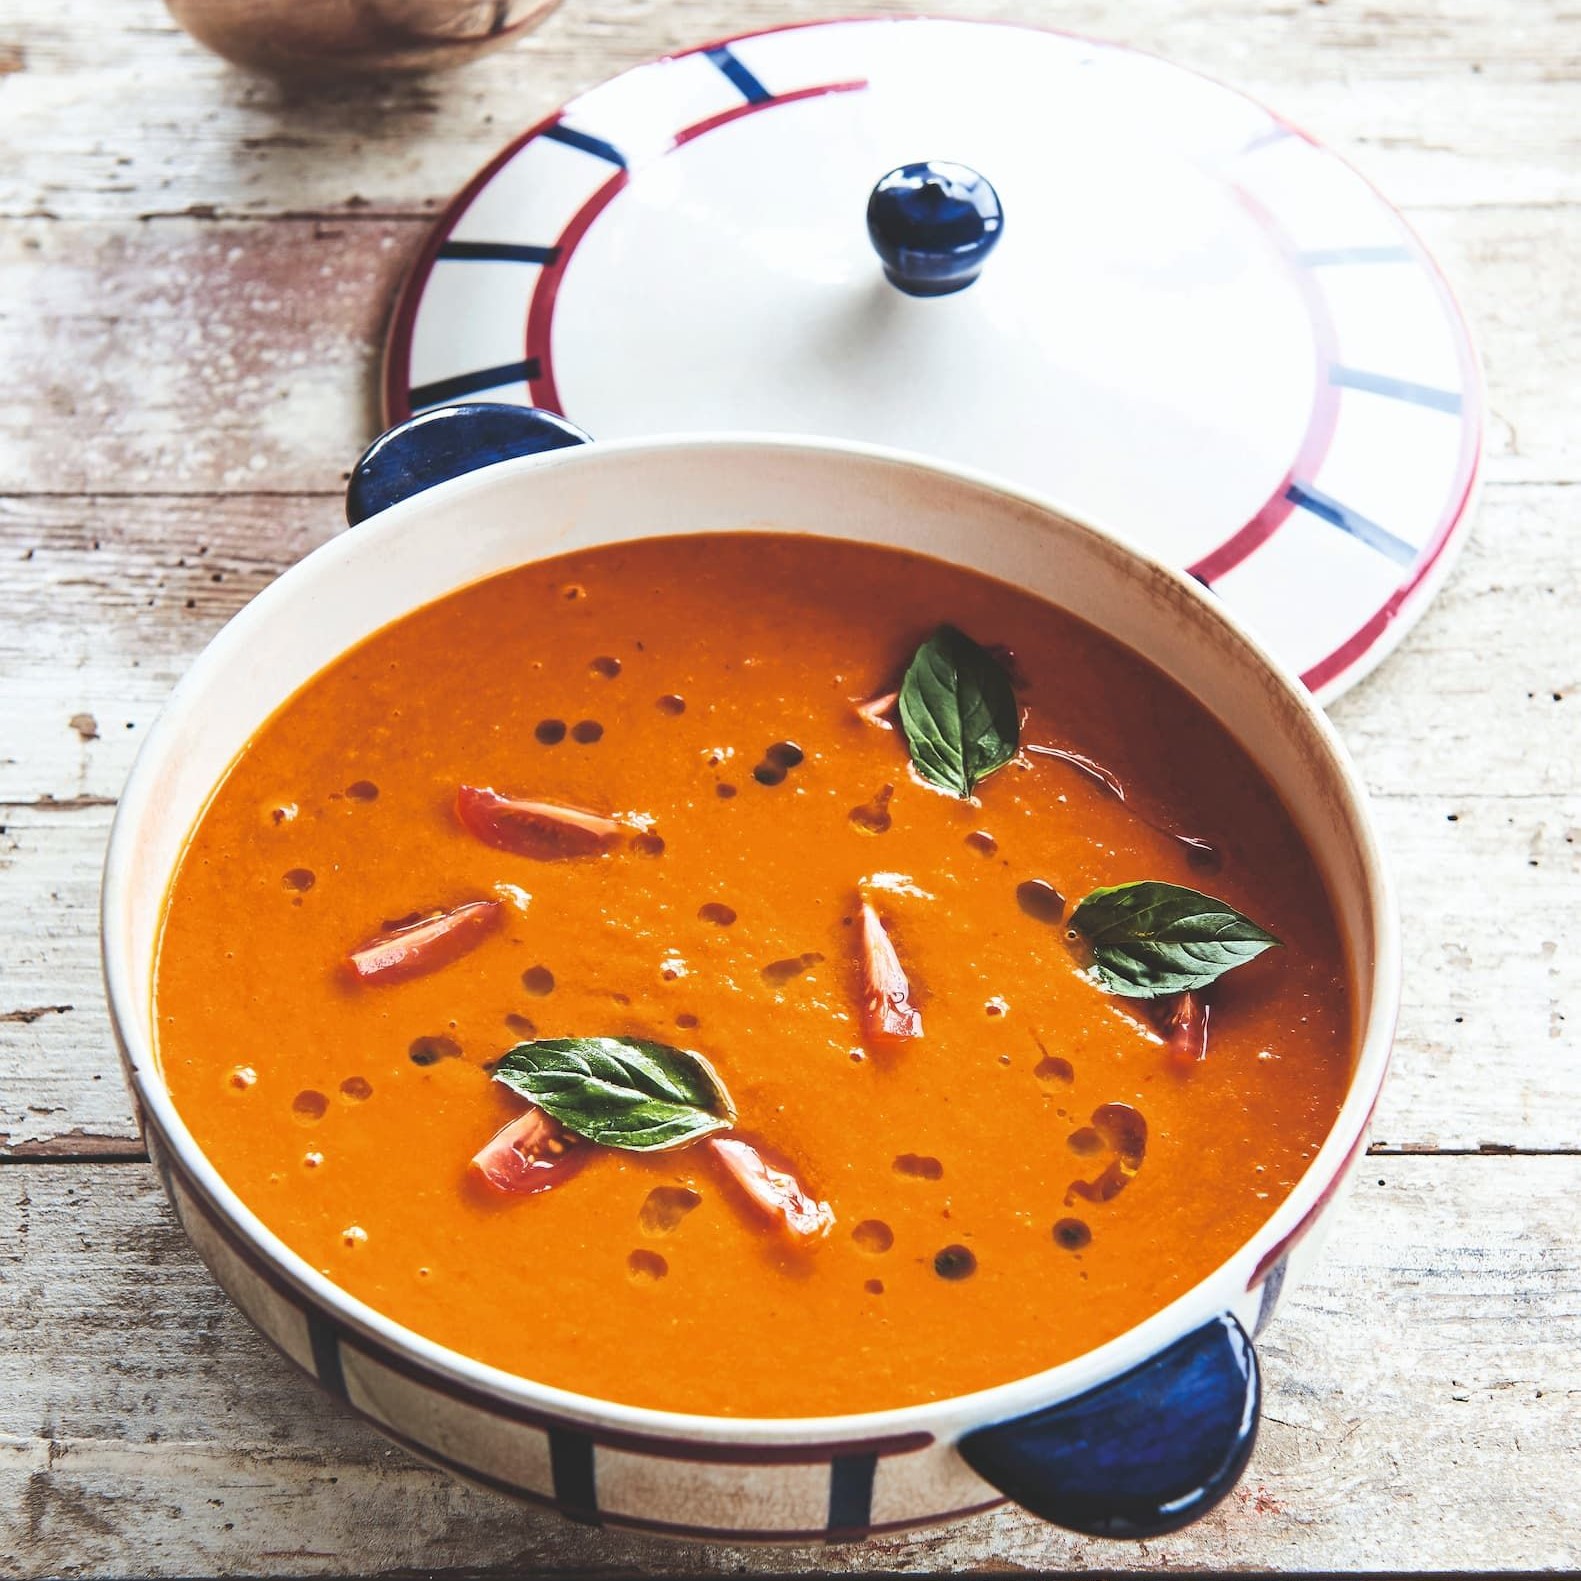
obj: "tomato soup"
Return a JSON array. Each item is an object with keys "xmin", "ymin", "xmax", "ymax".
[{"xmin": 155, "ymin": 533, "xmax": 1351, "ymax": 1418}]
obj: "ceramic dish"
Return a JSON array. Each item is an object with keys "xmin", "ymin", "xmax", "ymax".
[
  {"xmin": 382, "ymin": 15, "xmax": 1483, "ymax": 701},
  {"xmin": 103, "ymin": 408, "xmax": 1398, "ymax": 1541}
]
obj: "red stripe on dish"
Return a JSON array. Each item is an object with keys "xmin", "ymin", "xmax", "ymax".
[
  {"xmin": 342, "ymin": 1394, "xmax": 1004, "ymax": 1539},
  {"xmin": 1236, "ymin": 115, "xmax": 1484, "ymax": 694},
  {"xmin": 594, "ymin": 1496, "xmax": 1010, "ymax": 1543},
  {"xmin": 1186, "ymin": 186, "xmax": 1342, "ymax": 586},
  {"xmin": 523, "ymin": 80, "xmax": 868, "ymax": 416},
  {"xmin": 1298, "ymin": 299, "xmax": 1482, "ymax": 693},
  {"xmin": 519, "ymin": 160, "xmax": 628, "ymax": 416},
  {"xmin": 674, "ymin": 78, "xmax": 868, "ymax": 147},
  {"xmin": 1182, "ymin": 140, "xmax": 1482, "ymax": 695},
  {"xmin": 1297, "ymin": 446, "xmax": 1480, "ymax": 692},
  {"xmin": 382, "ymin": 105, "xmax": 572, "ymax": 424},
  {"xmin": 1249, "ymin": 1120, "xmax": 1373, "ymax": 1289},
  {"xmin": 249, "ymin": 1363, "xmax": 987, "ymax": 1541}
]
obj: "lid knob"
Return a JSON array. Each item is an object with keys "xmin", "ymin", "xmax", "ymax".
[{"xmin": 866, "ymin": 162, "xmax": 1004, "ymax": 297}]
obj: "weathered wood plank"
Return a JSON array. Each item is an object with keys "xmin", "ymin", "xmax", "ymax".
[
  {"xmin": 1326, "ymin": 485, "xmax": 1581, "ymax": 802},
  {"xmin": 0, "ymin": 494, "xmax": 340, "ymax": 808},
  {"xmin": 0, "ymin": 220, "xmax": 404, "ymax": 497},
  {"xmin": 0, "ymin": 805, "xmax": 128, "ymax": 1155},
  {"xmin": 2, "ymin": 0, "xmax": 1578, "ymax": 221},
  {"xmin": 4, "ymin": 778, "xmax": 1576, "ymax": 1159},
  {"xmin": 1408, "ymin": 206, "xmax": 1581, "ymax": 487},
  {"xmin": 2, "ymin": 1155, "xmax": 1576, "ymax": 1574}
]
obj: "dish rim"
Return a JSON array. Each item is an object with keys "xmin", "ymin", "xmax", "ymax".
[{"xmin": 102, "ymin": 430, "xmax": 1400, "ymax": 1444}]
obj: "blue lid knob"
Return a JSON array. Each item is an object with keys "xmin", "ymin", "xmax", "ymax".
[{"xmin": 866, "ymin": 162, "xmax": 1004, "ymax": 297}]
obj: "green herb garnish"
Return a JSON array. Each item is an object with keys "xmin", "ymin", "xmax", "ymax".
[
  {"xmin": 493, "ymin": 1037, "xmax": 735, "ymax": 1151},
  {"xmin": 897, "ymin": 625, "xmax": 1019, "ymax": 799},
  {"xmin": 1068, "ymin": 881, "xmax": 1281, "ymax": 1000}
]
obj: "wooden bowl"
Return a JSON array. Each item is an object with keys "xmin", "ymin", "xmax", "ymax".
[{"xmin": 165, "ymin": 0, "xmax": 562, "ymax": 78}]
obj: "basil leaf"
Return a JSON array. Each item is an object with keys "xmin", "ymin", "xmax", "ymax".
[
  {"xmin": 492, "ymin": 1037, "xmax": 736, "ymax": 1151},
  {"xmin": 897, "ymin": 625, "xmax": 1019, "ymax": 798},
  {"xmin": 1068, "ymin": 881, "xmax": 1281, "ymax": 999}
]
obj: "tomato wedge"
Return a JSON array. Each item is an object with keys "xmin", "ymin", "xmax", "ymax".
[
  {"xmin": 471, "ymin": 1105, "xmax": 586, "ymax": 1195},
  {"xmin": 852, "ymin": 687, "xmax": 900, "ymax": 728},
  {"xmin": 1159, "ymin": 991, "xmax": 1210, "ymax": 1064},
  {"xmin": 346, "ymin": 899, "xmax": 501, "ymax": 985},
  {"xmin": 456, "ymin": 784, "xmax": 624, "ymax": 860},
  {"xmin": 709, "ymin": 1136, "xmax": 834, "ymax": 1243},
  {"xmin": 858, "ymin": 901, "xmax": 923, "ymax": 1042}
]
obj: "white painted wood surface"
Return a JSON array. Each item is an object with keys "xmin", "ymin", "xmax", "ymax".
[
  {"xmin": 5, "ymin": 1160, "xmax": 1579, "ymax": 1573},
  {"xmin": 1, "ymin": 1, "xmax": 1576, "ymax": 1573}
]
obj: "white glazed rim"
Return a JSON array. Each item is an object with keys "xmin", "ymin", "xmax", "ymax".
[{"xmin": 102, "ymin": 431, "xmax": 1401, "ymax": 1449}]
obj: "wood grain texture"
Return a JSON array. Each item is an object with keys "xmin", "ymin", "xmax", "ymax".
[
  {"xmin": 0, "ymin": 219, "xmax": 404, "ymax": 495},
  {"xmin": 3, "ymin": 1157, "xmax": 1577, "ymax": 1575},
  {"xmin": 2, "ymin": 0, "xmax": 1577, "ymax": 1572},
  {"xmin": 3, "ymin": 0, "xmax": 1579, "ymax": 221}
]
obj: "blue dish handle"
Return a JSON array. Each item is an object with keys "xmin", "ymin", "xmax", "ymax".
[
  {"xmin": 346, "ymin": 403, "xmax": 593, "ymax": 526},
  {"xmin": 959, "ymin": 1314, "xmax": 1260, "ymax": 1538}
]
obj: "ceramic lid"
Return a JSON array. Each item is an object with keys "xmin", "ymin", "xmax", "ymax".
[{"xmin": 383, "ymin": 16, "xmax": 1482, "ymax": 700}]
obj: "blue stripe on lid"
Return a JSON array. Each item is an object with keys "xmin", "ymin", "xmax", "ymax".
[
  {"xmin": 1297, "ymin": 245, "xmax": 1414, "ymax": 267},
  {"xmin": 549, "ymin": 1426, "xmax": 600, "ymax": 1525},
  {"xmin": 408, "ymin": 358, "xmax": 540, "ymax": 411},
  {"xmin": 1254, "ymin": 1255, "xmax": 1289, "ymax": 1336},
  {"xmin": 436, "ymin": 241, "xmax": 560, "ymax": 265},
  {"xmin": 1286, "ymin": 481, "xmax": 1418, "ymax": 567},
  {"xmin": 1330, "ymin": 365, "xmax": 1463, "ymax": 414},
  {"xmin": 1239, "ymin": 125, "xmax": 1294, "ymax": 156},
  {"xmin": 540, "ymin": 122, "xmax": 628, "ymax": 168},
  {"xmin": 705, "ymin": 43, "xmax": 772, "ymax": 104},
  {"xmin": 305, "ymin": 1310, "xmax": 346, "ymax": 1398},
  {"xmin": 827, "ymin": 1451, "xmax": 877, "ymax": 1536}
]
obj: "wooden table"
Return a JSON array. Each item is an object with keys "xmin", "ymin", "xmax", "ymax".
[{"xmin": 3, "ymin": 2, "xmax": 1576, "ymax": 1573}]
